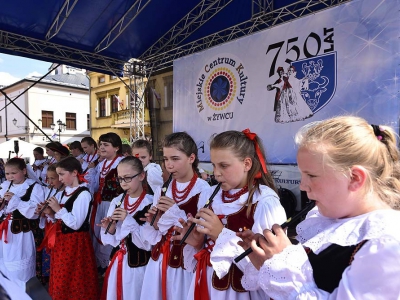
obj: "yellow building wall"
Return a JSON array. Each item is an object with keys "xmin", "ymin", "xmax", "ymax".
[
  {"xmin": 146, "ymin": 70, "xmax": 174, "ymax": 161},
  {"xmin": 88, "ymin": 68, "xmax": 174, "ymax": 159},
  {"xmin": 88, "ymin": 72, "xmax": 151, "ymax": 143}
]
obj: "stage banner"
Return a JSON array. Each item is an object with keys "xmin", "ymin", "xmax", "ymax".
[
  {"xmin": 270, "ymin": 165, "xmax": 302, "ymax": 211},
  {"xmin": 173, "ymin": 0, "xmax": 399, "ymax": 163}
]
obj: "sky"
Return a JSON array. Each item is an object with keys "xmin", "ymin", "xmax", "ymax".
[{"xmin": 0, "ymin": 53, "xmax": 51, "ymax": 86}]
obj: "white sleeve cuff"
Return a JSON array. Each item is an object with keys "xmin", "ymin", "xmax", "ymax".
[
  {"xmin": 116, "ymin": 216, "xmax": 139, "ymax": 240},
  {"xmin": 142, "ymin": 223, "xmax": 163, "ymax": 245},
  {"xmin": 158, "ymin": 204, "xmax": 187, "ymax": 234},
  {"xmin": 210, "ymin": 228, "xmax": 244, "ymax": 278},
  {"xmin": 55, "ymin": 207, "xmax": 68, "ymax": 219},
  {"xmin": 241, "ymin": 263, "xmax": 261, "ymax": 291},
  {"xmin": 258, "ymin": 244, "xmax": 316, "ymax": 299}
]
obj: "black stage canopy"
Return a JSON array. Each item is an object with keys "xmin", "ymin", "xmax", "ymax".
[{"xmin": 0, "ymin": 0, "xmax": 348, "ymax": 76}]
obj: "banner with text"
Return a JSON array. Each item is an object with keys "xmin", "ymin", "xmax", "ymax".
[{"xmin": 173, "ymin": 0, "xmax": 399, "ymax": 163}]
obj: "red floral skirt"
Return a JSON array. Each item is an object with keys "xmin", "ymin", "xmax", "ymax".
[{"xmin": 49, "ymin": 230, "xmax": 99, "ymax": 300}]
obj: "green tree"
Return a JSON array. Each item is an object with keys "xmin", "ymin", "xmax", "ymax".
[{"xmin": 121, "ymin": 138, "xmax": 130, "ymax": 145}]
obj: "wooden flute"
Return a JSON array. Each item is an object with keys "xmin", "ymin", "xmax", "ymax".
[
  {"xmin": 105, "ymin": 190, "xmax": 128, "ymax": 234},
  {"xmin": 179, "ymin": 182, "xmax": 221, "ymax": 245},
  {"xmin": 38, "ymin": 184, "xmax": 64, "ymax": 217},
  {"xmin": 234, "ymin": 200, "xmax": 316, "ymax": 263},
  {"xmin": 150, "ymin": 173, "xmax": 173, "ymax": 226},
  {"xmin": 1, "ymin": 181, "xmax": 14, "ymax": 213}
]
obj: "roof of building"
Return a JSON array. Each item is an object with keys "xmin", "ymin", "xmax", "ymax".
[
  {"xmin": 28, "ymin": 73, "xmax": 89, "ymax": 89},
  {"xmin": 2, "ymin": 73, "xmax": 89, "ymax": 91}
]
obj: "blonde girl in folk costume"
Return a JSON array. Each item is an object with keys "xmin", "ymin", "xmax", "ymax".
[
  {"xmin": 239, "ymin": 116, "xmax": 400, "ymax": 299},
  {"xmin": 132, "ymin": 139, "xmax": 163, "ymax": 195},
  {"xmin": 43, "ymin": 157, "xmax": 98, "ymax": 300},
  {"xmin": 80, "ymin": 137, "xmax": 100, "ymax": 194},
  {"xmin": 0, "ymin": 158, "xmax": 45, "ymax": 288},
  {"xmin": 99, "ymin": 156, "xmax": 153, "ymax": 300},
  {"xmin": 36, "ymin": 164, "xmax": 65, "ymax": 283},
  {"xmin": 92, "ymin": 132, "xmax": 124, "ymax": 273},
  {"xmin": 174, "ymin": 129, "xmax": 287, "ymax": 300},
  {"xmin": 141, "ymin": 132, "xmax": 210, "ymax": 300}
]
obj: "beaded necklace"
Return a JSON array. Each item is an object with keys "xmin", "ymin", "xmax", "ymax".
[
  {"xmin": 124, "ymin": 189, "xmax": 147, "ymax": 214},
  {"xmin": 100, "ymin": 156, "xmax": 119, "ymax": 177},
  {"xmin": 221, "ymin": 185, "xmax": 249, "ymax": 203},
  {"xmin": 85, "ymin": 153, "xmax": 97, "ymax": 163},
  {"xmin": 171, "ymin": 172, "xmax": 198, "ymax": 203},
  {"xmin": 63, "ymin": 186, "xmax": 81, "ymax": 197}
]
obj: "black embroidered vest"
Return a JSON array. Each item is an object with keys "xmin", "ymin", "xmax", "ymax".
[
  {"xmin": 151, "ymin": 194, "xmax": 200, "ymax": 269},
  {"xmin": 11, "ymin": 183, "xmax": 39, "ymax": 234},
  {"xmin": 212, "ymin": 202, "xmax": 258, "ymax": 292},
  {"xmin": 307, "ymin": 240, "xmax": 368, "ymax": 293},
  {"xmin": 125, "ymin": 204, "xmax": 152, "ymax": 268},
  {"xmin": 60, "ymin": 187, "xmax": 92, "ymax": 234},
  {"xmin": 101, "ymin": 168, "xmax": 123, "ymax": 202},
  {"xmin": 144, "ymin": 172, "xmax": 154, "ymax": 196}
]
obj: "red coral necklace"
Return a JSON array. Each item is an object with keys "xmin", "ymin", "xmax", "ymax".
[
  {"xmin": 124, "ymin": 189, "xmax": 147, "ymax": 214},
  {"xmin": 100, "ymin": 156, "xmax": 119, "ymax": 177},
  {"xmin": 222, "ymin": 185, "xmax": 248, "ymax": 203},
  {"xmin": 171, "ymin": 172, "xmax": 198, "ymax": 203},
  {"xmin": 63, "ymin": 186, "xmax": 81, "ymax": 197},
  {"xmin": 85, "ymin": 153, "xmax": 97, "ymax": 163}
]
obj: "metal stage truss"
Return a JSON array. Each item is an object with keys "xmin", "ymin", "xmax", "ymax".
[
  {"xmin": 143, "ymin": 0, "xmax": 351, "ymax": 72},
  {"xmin": 0, "ymin": 30, "xmax": 131, "ymax": 76},
  {"xmin": 0, "ymin": 0, "xmax": 350, "ymax": 76},
  {"xmin": 0, "ymin": 0, "xmax": 350, "ymax": 142}
]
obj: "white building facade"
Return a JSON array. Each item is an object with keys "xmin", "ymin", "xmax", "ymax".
[{"xmin": 0, "ymin": 73, "xmax": 90, "ymax": 146}]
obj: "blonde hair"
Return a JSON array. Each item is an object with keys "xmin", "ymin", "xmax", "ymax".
[
  {"xmin": 210, "ymin": 130, "xmax": 276, "ymax": 216},
  {"xmin": 295, "ymin": 116, "xmax": 400, "ymax": 209}
]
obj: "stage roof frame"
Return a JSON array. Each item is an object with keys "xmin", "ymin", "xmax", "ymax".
[{"xmin": 0, "ymin": 0, "xmax": 350, "ymax": 76}]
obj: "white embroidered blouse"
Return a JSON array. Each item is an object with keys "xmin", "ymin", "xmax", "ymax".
[{"xmin": 242, "ymin": 208, "xmax": 400, "ymax": 300}]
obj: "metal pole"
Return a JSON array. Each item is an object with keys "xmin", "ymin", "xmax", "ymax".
[
  {"xmin": 129, "ymin": 75, "xmax": 132, "ymax": 144},
  {"xmin": 4, "ymin": 95, "xmax": 8, "ymax": 141},
  {"xmin": 134, "ymin": 74, "xmax": 137, "ymax": 141}
]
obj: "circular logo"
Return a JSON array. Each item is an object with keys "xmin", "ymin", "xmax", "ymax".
[
  {"xmin": 194, "ymin": 54, "xmax": 248, "ymax": 126},
  {"xmin": 204, "ymin": 68, "xmax": 236, "ymax": 111}
]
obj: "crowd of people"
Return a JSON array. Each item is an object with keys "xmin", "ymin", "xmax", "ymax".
[{"xmin": 0, "ymin": 115, "xmax": 399, "ymax": 300}]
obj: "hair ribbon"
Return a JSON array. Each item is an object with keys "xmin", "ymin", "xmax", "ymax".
[
  {"xmin": 371, "ymin": 124, "xmax": 383, "ymax": 141},
  {"xmin": 242, "ymin": 128, "xmax": 267, "ymax": 179},
  {"xmin": 77, "ymin": 172, "xmax": 89, "ymax": 183}
]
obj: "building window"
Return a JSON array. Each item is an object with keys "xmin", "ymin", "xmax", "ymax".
[
  {"xmin": 111, "ymin": 95, "xmax": 119, "ymax": 113},
  {"xmin": 99, "ymin": 97, "xmax": 106, "ymax": 117},
  {"xmin": 66, "ymin": 113, "xmax": 76, "ymax": 130},
  {"xmin": 98, "ymin": 76, "xmax": 105, "ymax": 83},
  {"xmin": 163, "ymin": 75, "xmax": 173, "ymax": 108},
  {"xmin": 41, "ymin": 111, "xmax": 54, "ymax": 128},
  {"xmin": 110, "ymin": 75, "xmax": 117, "ymax": 80},
  {"xmin": 87, "ymin": 114, "xmax": 90, "ymax": 130}
]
